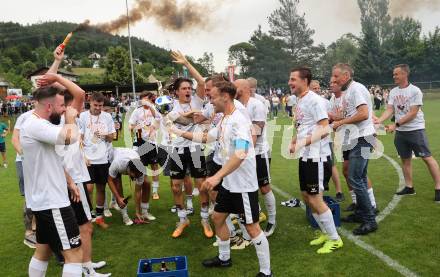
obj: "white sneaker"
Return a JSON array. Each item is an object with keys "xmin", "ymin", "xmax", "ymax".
[
  {"xmin": 109, "ymin": 201, "xmax": 120, "ymax": 211},
  {"xmin": 103, "ymin": 209, "xmax": 112, "ymax": 217},
  {"xmin": 83, "ymin": 267, "xmax": 111, "ymax": 277},
  {"xmin": 122, "ymin": 215, "xmax": 133, "ymax": 226},
  {"xmin": 3, "ymin": 163, "xmax": 7, "ymax": 168},
  {"xmin": 192, "ymin": 188, "xmax": 199, "ymax": 196},
  {"xmin": 142, "ymin": 211, "xmax": 156, "ymax": 221},
  {"xmin": 92, "ymin": 261, "xmax": 107, "ymax": 269}
]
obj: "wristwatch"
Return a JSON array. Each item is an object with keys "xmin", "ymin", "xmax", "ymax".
[{"xmin": 395, "ymin": 122, "xmax": 401, "ymax": 128}]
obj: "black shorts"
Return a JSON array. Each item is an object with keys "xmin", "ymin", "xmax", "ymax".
[
  {"xmin": 137, "ymin": 140, "xmax": 159, "ymax": 165},
  {"xmin": 157, "ymin": 146, "xmax": 172, "ymax": 176},
  {"xmin": 206, "ymin": 152, "xmax": 222, "ymax": 191},
  {"xmin": 343, "ymin": 150, "xmax": 350, "ymax": 161},
  {"xmin": 299, "ymin": 157, "xmax": 332, "ymax": 195},
  {"xmin": 33, "ymin": 206, "xmax": 81, "ymax": 252},
  {"xmin": 214, "ymin": 185, "xmax": 260, "ymax": 224},
  {"xmin": 0, "ymin": 142, "xmax": 5, "ymax": 153},
  {"xmin": 168, "ymin": 146, "xmax": 207, "ymax": 180},
  {"xmin": 395, "ymin": 129, "xmax": 432, "ymax": 159},
  {"xmin": 86, "ymin": 163, "xmax": 110, "ymax": 185},
  {"xmin": 69, "ymin": 183, "xmax": 92, "ymax": 225},
  {"xmin": 256, "ymin": 153, "xmax": 271, "ymax": 187}
]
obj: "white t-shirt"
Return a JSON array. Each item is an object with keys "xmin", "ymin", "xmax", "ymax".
[
  {"xmin": 20, "ymin": 114, "xmax": 70, "ymax": 211},
  {"xmin": 202, "ymin": 100, "xmax": 247, "ymax": 164},
  {"xmin": 208, "ymin": 109, "xmax": 258, "ymax": 193},
  {"xmin": 167, "ymin": 95, "xmax": 204, "ymax": 150},
  {"xmin": 342, "ymin": 81, "xmax": 376, "ymax": 143},
  {"xmin": 253, "ymin": 93, "xmax": 266, "ymax": 105},
  {"xmin": 56, "ymin": 117, "xmax": 90, "ymax": 184},
  {"xmin": 294, "ymin": 91, "xmax": 331, "ymax": 160},
  {"xmin": 388, "ymin": 84, "xmax": 425, "ymax": 131},
  {"xmin": 79, "ymin": 110, "xmax": 116, "ymax": 164},
  {"xmin": 14, "ymin": 110, "xmax": 33, "ymax": 162},
  {"xmin": 108, "ymin": 148, "xmax": 144, "ymax": 185},
  {"xmin": 272, "ymin": 96, "xmax": 280, "ymax": 105},
  {"xmin": 244, "ymin": 97, "xmax": 269, "ymax": 155},
  {"xmin": 287, "ymin": 95, "xmax": 297, "ymax": 107},
  {"xmin": 129, "ymin": 107, "xmax": 160, "ymax": 143}
]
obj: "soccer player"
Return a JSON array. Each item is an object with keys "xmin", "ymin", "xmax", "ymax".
[
  {"xmin": 375, "ymin": 64, "xmax": 440, "ymax": 202},
  {"xmin": 21, "ymin": 84, "xmax": 83, "ymax": 277},
  {"xmin": 329, "ymin": 80, "xmax": 378, "ymax": 212},
  {"xmin": 168, "ymin": 80, "xmax": 272, "ymax": 277},
  {"xmin": 165, "ymin": 50, "xmax": 213, "ymax": 238},
  {"xmin": 79, "ymin": 92, "xmax": 116, "ymax": 228},
  {"xmin": 235, "ymin": 79, "xmax": 277, "ymax": 237},
  {"xmin": 331, "ymin": 63, "xmax": 378, "ymax": 235},
  {"xmin": 0, "ymin": 118, "xmax": 8, "ymax": 168},
  {"xmin": 106, "ymin": 147, "xmax": 155, "ymax": 224},
  {"xmin": 129, "ymin": 92, "xmax": 161, "ymax": 202},
  {"xmin": 289, "ymin": 67, "xmax": 343, "ymax": 253},
  {"xmin": 310, "ymin": 80, "xmax": 344, "ymax": 202}
]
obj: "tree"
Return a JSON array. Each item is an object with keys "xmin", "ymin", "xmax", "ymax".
[
  {"xmin": 197, "ymin": 52, "xmax": 215, "ymax": 76},
  {"xmin": 104, "ymin": 46, "xmax": 131, "ymax": 85},
  {"xmin": 357, "ymin": 0, "xmax": 392, "ymax": 45},
  {"xmin": 268, "ymin": 0, "xmax": 315, "ymax": 61},
  {"xmin": 80, "ymin": 57, "xmax": 92, "ymax": 68},
  {"xmin": 79, "ymin": 73, "xmax": 104, "ymax": 85},
  {"xmin": 18, "ymin": 61, "xmax": 37, "ymax": 76},
  {"xmin": 228, "ymin": 42, "xmax": 254, "ymax": 75}
]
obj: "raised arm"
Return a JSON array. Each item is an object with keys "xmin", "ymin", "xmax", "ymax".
[{"xmin": 171, "ymin": 51, "xmax": 206, "ymax": 99}]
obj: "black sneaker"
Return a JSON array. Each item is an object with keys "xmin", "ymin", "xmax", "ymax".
[
  {"xmin": 341, "ymin": 213, "xmax": 363, "ymax": 223},
  {"xmin": 374, "ymin": 206, "xmax": 380, "ymax": 215},
  {"xmin": 345, "ymin": 203, "xmax": 357, "ymax": 212},
  {"xmin": 396, "ymin": 186, "xmax": 416, "ymax": 196},
  {"xmin": 335, "ymin": 192, "xmax": 345, "ymax": 202},
  {"xmin": 256, "ymin": 272, "xmax": 273, "ymax": 277},
  {"xmin": 202, "ymin": 256, "xmax": 232, "ymax": 268},
  {"xmin": 353, "ymin": 222, "xmax": 378, "ymax": 236},
  {"xmin": 435, "ymin": 190, "xmax": 440, "ymax": 203}
]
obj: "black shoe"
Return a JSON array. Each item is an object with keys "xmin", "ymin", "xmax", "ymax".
[
  {"xmin": 353, "ymin": 223, "xmax": 378, "ymax": 236},
  {"xmin": 341, "ymin": 213, "xmax": 363, "ymax": 223},
  {"xmin": 256, "ymin": 272, "xmax": 273, "ymax": 277},
  {"xmin": 396, "ymin": 186, "xmax": 416, "ymax": 196},
  {"xmin": 335, "ymin": 192, "xmax": 345, "ymax": 202},
  {"xmin": 345, "ymin": 203, "xmax": 357, "ymax": 212},
  {"xmin": 202, "ymin": 256, "xmax": 232, "ymax": 268},
  {"xmin": 435, "ymin": 190, "xmax": 440, "ymax": 203}
]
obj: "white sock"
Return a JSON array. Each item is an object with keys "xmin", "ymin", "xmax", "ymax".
[
  {"xmin": 120, "ymin": 206, "xmax": 128, "ymax": 217},
  {"xmin": 152, "ymin": 181, "xmax": 159, "ymax": 193},
  {"xmin": 225, "ymin": 216, "xmax": 236, "ymax": 237},
  {"xmin": 141, "ymin": 202, "xmax": 149, "ymax": 213},
  {"xmin": 350, "ymin": 190, "xmax": 357, "ymax": 204},
  {"xmin": 29, "ymin": 257, "xmax": 48, "ymax": 277},
  {"xmin": 312, "ymin": 213, "xmax": 327, "ymax": 234},
  {"xmin": 237, "ymin": 219, "xmax": 251, "ymax": 241},
  {"xmin": 186, "ymin": 195, "xmax": 193, "ymax": 209},
  {"xmin": 252, "ymin": 232, "xmax": 271, "ymax": 275},
  {"xmin": 200, "ymin": 206, "xmax": 209, "ymax": 221},
  {"xmin": 264, "ymin": 191, "xmax": 276, "ymax": 224},
  {"xmin": 319, "ymin": 209, "xmax": 339, "ymax": 240},
  {"xmin": 82, "ymin": 261, "xmax": 95, "ymax": 276},
  {"xmin": 368, "ymin": 188, "xmax": 377, "ymax": 209},
  {"xmin": 62, "ymin": 263, "xmax": 82, "ymax": 277},
  {"xmin": 177, "ymin": 208, "xmax": 187, "ymax": 223},
  {"xmin": 218, "ymin": 239, "xmax": 231, "ymax": 261}
]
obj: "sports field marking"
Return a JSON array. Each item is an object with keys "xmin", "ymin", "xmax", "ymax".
[{"xmin": 271, "ymin": 153, "xmax": 418, "ymax": 277}]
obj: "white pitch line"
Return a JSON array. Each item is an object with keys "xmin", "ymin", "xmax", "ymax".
[{"xmin": 271, "ymin": 154, "xmax": 418, "ymax": 277}]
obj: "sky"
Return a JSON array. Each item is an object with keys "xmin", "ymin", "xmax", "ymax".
[{"xmin": 2, "ymin": 0, "xmax": 440, "ymax": 71}]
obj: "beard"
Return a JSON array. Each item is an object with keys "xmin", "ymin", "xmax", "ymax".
[{"xmin": 49, "ymin": 112, "xmax": 62, "ymax": 125}]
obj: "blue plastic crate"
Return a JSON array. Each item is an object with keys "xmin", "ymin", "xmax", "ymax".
[
  {"xmin": 305, "ymin": 196, "xmax": 341, "ymax": 228},
  {"xmin": 137, "ymin": 256, "xmax": 188, "ymax": 277}
]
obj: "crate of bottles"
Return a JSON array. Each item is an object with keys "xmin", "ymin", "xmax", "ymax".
[
  {"xmin": 305, "ymin": 196, "xmax": 341, "ymax": 228},
  {"xmin": 137, "ymin": 256, "xmax": 188, "ymax": 277}
]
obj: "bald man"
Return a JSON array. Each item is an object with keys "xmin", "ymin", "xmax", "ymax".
[{"xmin": 235, "ymin": 79, "xmax": 277, "ymax": 238}]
